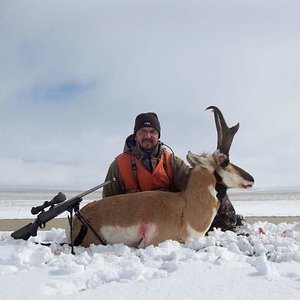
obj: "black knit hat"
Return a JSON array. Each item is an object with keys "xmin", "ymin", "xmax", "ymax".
[{"xmin": 134, "ymin": 112, "xmax": 161, "ymax": 137}]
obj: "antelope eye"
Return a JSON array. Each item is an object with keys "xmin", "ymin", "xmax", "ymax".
[{"xmin": 220, "ymin": 160, "xmax": 230, "ymax": 168}]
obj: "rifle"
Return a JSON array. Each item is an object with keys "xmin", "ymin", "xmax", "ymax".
[{"xmin": 11, "ymin": 179, "xmax": 115, "ymax": 250}]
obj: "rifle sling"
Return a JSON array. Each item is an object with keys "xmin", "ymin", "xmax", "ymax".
[{"xmin": 73, "ymin": 224, "xmax": 88, "ymax": 246}]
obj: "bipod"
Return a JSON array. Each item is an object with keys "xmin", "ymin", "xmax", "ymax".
[{"xmin": 68, "ymin": 198, "xmax": 107, "ymax": 255}]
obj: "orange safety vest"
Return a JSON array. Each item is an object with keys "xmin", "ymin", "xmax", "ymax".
[{"xmin": 116, "ymin": 151, "xmax": 172, "ymax": 193}]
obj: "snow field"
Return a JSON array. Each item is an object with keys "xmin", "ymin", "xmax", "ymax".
[{"xmin": 1, "ymin": 221, "xmax": 300, "ymax": 299}]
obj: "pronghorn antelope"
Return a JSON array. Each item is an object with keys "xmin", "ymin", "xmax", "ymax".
[{"xmin": 69, "ymin": 106, "xmax": 254, "ymax": 248}]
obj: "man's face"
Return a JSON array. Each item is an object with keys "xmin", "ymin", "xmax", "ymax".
[{"xmin": 135, "ymin": 127, "xmax": 159, "ymax": 151}]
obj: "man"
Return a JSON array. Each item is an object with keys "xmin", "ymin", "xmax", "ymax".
[{"xmin": 102, "ymin": 112, "xmax": 242, "ymax": 231}]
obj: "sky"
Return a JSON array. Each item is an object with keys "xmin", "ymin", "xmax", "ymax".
[{"xmin": 1, "ymin": 0, "xmax": 300, "ymax": 190}]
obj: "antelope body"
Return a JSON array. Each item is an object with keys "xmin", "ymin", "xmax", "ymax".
[{"xmin": 70, "ymin": 106, "xmax": 254, "ymax": 248}]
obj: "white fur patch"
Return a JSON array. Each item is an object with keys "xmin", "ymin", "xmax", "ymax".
[
  {"xmin": 101, "ymin": 224, "xmax": 140, "ymax": 246},
  {"xmin": 209, "ymin": 207, "xmax": 218, "ymax": 225},
  {"xmin": 186, "ymin": 223, "xmax": 205, "ymax": 240},
  {"xmin": 100, "ymin": 223, "xmax": 157, "ymax": 248},
  {"xmin": 220, "ymin": 169, "xmax": 245, "ymax": 188},
  {"xmin": 209, "ymin": 184, "xmax": 217, "ymax": 200}
]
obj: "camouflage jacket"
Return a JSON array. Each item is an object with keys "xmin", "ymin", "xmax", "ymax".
[{"xmin": 102, "ymin": 134, "xmax": 190, "ymax": 198}]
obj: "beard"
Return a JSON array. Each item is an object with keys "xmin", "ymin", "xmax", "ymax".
[{"xmin": 139, "ymin": 138, "xmax": 157, "ymax": 151}]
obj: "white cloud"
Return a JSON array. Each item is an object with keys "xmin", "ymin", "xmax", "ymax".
[{"xmin": 1, "ymin": 0, "xmax": 300, "ymax": 189}]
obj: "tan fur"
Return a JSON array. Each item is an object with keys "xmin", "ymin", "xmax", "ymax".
[
  {"xmin": 70, "ymin": 149, "xmax": 254, "ymax": 248},
  {"xmin": 71, "ymin": 165, "xmax": 220, "ymax": 247}
]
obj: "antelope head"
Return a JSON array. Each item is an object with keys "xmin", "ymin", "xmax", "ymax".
[{"xmin": 187, "ymin": 106, "xmax": 254, "ymax": 189}]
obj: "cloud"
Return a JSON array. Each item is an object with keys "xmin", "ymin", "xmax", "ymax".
[{"xmin": 1, "ymin": 0, "xmax": 300, "ymax": 189}]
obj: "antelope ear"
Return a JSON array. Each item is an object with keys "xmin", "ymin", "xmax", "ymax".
[{"xmin": 186, "ymin": 151, "xmax": 201, "ymax": 167}]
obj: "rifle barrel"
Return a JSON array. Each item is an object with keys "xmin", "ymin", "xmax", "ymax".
[
  {"xmin": 69, "ymin": 179, "xmax": 115, "ymax": 201},
  {"xmin": 37, "ymin": 179, "xmax": 115, "ymax": 223}
]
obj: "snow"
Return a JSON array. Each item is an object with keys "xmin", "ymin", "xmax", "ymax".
[
  {"xmin": 0, "ymin": 189, "xmax": 300, "ymax": 299},
  {"xmin": 230, "ymin": 189, "xmax": 300, "ymax": 217},
  {"xmin": 1, "ymin": 188, "xmax": 300, "ymax": 219},
  {"xmin": 0, "ymin": 189, "xmax": 102, "ymax": 219}
]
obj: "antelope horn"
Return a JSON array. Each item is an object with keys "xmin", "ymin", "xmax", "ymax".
[{"xmin": 206, "ymin": 106, "xmax": 240, "ymax": 155}]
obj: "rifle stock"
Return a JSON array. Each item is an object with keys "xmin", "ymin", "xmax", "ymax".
[
  {"xmin": 11, "ymin": 222, "xmax": 38, "ymax": 240},
  {"xmin": 11, "ymin": 179, "xmax": 114, "ymax": 240}
]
